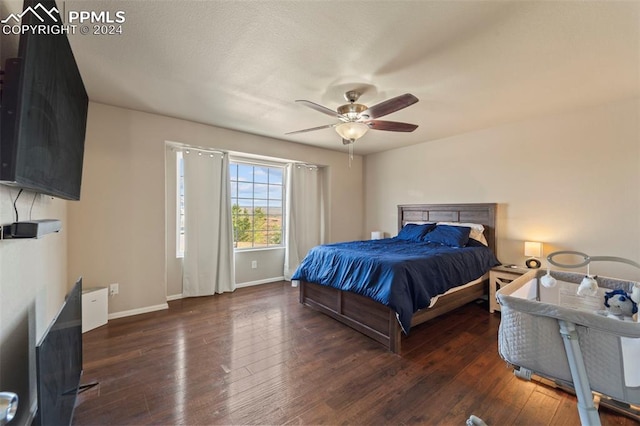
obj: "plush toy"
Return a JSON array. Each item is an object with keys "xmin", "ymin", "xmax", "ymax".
[
  {"xmin": 631, "ymin": 283, "xmax": 640, "ymax": 306},
  {"xmin": 630, "ymin": 283, "xmax": 640, "ymax": 322},
  {"xmin": 577, "ymin": 275, "xmax": 598, "ymax": 296},
  {"xmin": 599, "ymin": 289, "xmax": 638, "ymax": 321}
]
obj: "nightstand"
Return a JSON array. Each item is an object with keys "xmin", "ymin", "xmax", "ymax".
[{"xmin": 490, "ymin": 265, "xmax": 529, "ymax": 313}]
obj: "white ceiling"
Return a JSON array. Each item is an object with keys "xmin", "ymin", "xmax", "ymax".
[{"xmin": 5, "ymin": 1, "xmax": 640, "ymax": 155}]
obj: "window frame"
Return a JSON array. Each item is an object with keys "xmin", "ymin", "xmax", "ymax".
[{"xmin": 230, "ymin": 159, "xmax": 286, "ymax": 251}]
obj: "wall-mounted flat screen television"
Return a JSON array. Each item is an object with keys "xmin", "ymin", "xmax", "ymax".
[
  {"xmin": 35, "ymin": 277, "xmax": 83, "ymax": 426},
  {"xmin": 0, "ymin": 0, "xmax": 88, "ymax": 200}
]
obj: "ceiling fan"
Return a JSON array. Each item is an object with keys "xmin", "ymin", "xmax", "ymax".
[{"xmin": 286, "ymin": 90, "xmax": 419, "ymax": 145}]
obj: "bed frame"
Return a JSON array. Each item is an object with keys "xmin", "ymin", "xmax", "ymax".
[{"xmin": 298, "ymin": 203, "xmax": 497, "ymax": 354}]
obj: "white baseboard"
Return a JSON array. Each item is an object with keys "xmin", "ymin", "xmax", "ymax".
[
  {"xmin": 235, "ymin": 277, "xmax": 284, "ymax": 288},
  {"xmin": 166, "ymin": 293, "xmax": 183, "ymax": 301},
  {"xmin": 165, "ymin": 278, "xmax": 284, "ymax": 301},
  {"xmin": 108, "ymin": 303, "xmax": 169, "ymax": 320}
]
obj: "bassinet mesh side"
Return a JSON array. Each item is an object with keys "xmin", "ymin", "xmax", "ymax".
[
  {"xmin": 499, "ymin": 305, "xmax": 572, "ymax": 383},
  {"xmin": 497, "ymin": 270, "xmax": 640, "ymax": 405}
]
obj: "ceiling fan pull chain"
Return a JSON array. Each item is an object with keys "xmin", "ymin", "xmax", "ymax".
[{"xmin": 348, "ymin": 143, "xmax": 353, "ymax": 168}]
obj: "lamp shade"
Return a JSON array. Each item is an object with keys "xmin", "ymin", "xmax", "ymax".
[
  {"xmin": 335, "ymin": 122, "xmax": 369, "ymax": 141},
  {"xmin": 524, "ymin": 241, "xmax": 542, "ymax": 258}
]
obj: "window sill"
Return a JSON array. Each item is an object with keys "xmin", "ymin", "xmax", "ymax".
[{"xmin": 234, "ymin": 246, "xmax": 286, "ymax": 253}]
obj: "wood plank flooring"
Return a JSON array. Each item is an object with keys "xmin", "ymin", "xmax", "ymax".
[{"xmin": 73, "ymin": 281, "xmax": 634, "ymax": 425}]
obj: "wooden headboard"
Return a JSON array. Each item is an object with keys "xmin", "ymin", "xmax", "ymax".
[{"xmin": 397, "ymin": 203, "xmax": 497, "ymax": 254}]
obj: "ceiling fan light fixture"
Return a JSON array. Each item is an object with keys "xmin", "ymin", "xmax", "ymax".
[{"xmin": 335, "ymin": 122, "xmax": 369, "ymax": 142}]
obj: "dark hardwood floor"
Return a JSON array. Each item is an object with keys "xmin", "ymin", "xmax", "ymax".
[{"xmin": 74, "ymin": 282, "xmax": 634, "ymax": 425}]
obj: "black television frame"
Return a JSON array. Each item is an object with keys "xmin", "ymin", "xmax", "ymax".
[
  {"xmin": 35, "ymin": 277, "xmax": 83, "ymax": 426},
  {"xmin": 0, "ymin": 0, "xmax": 88, "ymax": 201}
]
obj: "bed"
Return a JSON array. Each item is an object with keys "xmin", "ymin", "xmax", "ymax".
[{"xmin": 295, "ymin": 203, "xmax": 498, "ymax": 354}]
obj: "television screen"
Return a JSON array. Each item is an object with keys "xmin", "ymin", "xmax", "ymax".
[
  {"xmin": 0, "ymin": 0, "xmax": 88, "ymax": 200},
  {"xmin": 35, "ymin": 278, "xmax": 83, "ymax": 426}
]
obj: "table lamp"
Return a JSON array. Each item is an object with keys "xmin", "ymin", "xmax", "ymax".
[{"xmin": 524, "ymin": 241, "xmax": 542, "ymax": 268}]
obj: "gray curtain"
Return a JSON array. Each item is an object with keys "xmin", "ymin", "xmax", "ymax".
[
  {"xmin": 182, "ymin": 151, "xmax": 235, "ymax": 296},
  {"xmin": 284, "ymin": 163, "xmax": 326, "ymax": 281}
]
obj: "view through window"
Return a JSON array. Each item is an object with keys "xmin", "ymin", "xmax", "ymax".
[{"xmin": 230, "ymin": 162, "xmax": 284, "ymax": 249}]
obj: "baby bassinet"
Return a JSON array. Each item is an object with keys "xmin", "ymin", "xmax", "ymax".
[{"xmin": 497, "ymin": 269, "xmax": 640, "ymax": 425}]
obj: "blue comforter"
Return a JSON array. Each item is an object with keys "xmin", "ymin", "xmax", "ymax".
[{"xmin": 292, "ymin": 238, "xmax": 499, "ymax": 333}]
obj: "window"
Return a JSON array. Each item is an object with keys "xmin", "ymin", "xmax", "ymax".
[
  {"xmin": 230, "ymin": 161, "xmax": 284, "ymax": 249},
  {"xmin": 176, "ymin": 153, "xmax": 285, "ymax": 257},
  {"xmin": 177, "ymin": 151, "xmax": 185, "ymax": 257}
]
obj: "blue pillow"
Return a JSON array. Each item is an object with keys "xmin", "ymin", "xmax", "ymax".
[
  {"xmin": 396, "ymin": 223, "xmax": 435, "ymax": 241},
  {"xmin": 422, "ymin": 224, "xmax": 471, "ymax": 248}
]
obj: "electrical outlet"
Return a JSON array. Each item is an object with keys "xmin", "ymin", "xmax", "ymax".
[
  {"xmin": 251, "ymin": 260, "xmax": 258, "ymax": 269},
  {"xmin": 109, "ymin": 283, "xmax": 119, "ymax": 296}
]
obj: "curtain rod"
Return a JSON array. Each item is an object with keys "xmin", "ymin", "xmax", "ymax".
[
  {"xmin": 168, "ymin": 142, "xmax": 321, "ymax": 168},
  {"xmin": 294, "ymin": 163, "xmax": 320, "ymax": 170},
  {"xmin": 230, "ymin": 157, "xmax": 287, "ymax": 168},
  {"xmin": 182, "ymin": 149, "xmax": 225, "ymax": 157},
  {"xmin": 230, "ymin": 157, "xmax": 321, "ymax": 170},
  {"xmin": 167, "ymin": 142, "xmax": 225, "ymax": 155}
]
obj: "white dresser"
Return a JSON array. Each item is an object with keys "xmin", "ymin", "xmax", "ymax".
[{"xmin": 82, "ymin": 287, "xmax": 108, "ymax": 333}]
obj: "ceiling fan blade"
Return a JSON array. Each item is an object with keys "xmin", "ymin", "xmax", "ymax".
[
  {"xmin": 295, "ymin": 100, "xmax": 343, "ymax": 118},
  {"xmin": 360, "ymin": 93, "xmax": 419, "ymax": 119},
  {"xmin": 285, "ymin": 123, "xmax": 336, "ymax": 135},
  {"xmin": 364, "ymin": 120, "xmax": 418, "ymax": 132}
]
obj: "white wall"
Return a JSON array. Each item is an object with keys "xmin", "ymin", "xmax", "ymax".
[
  {"xmin": 70, "ymin": 102, "xmax": 363, "ymax": 315},
  {"xmin": 233, "ymin": 249, "xmax": 286, "ymax": 286},
  {"xmin": 364, "ymin": 98, "xmax": 640, "ymax": 280},
  {"xmin": 0, "ymin": 189, "xmax": 69, "ymax": 424}
]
